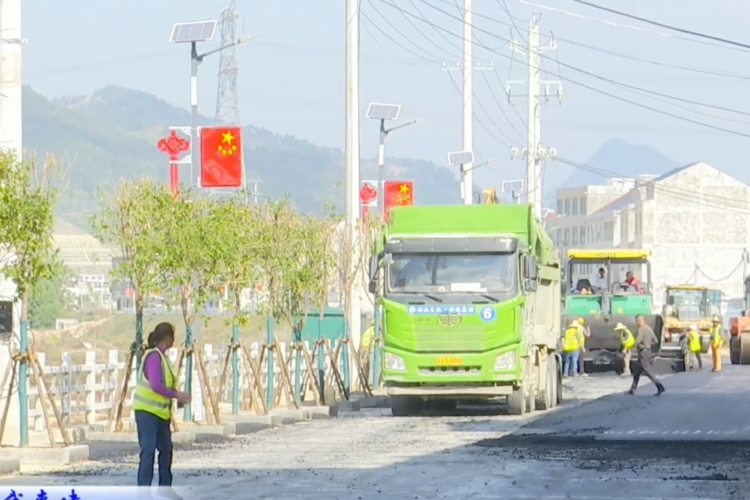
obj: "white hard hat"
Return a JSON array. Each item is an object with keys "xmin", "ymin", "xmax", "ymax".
[
  {"xmin": 569, "ymin": 321, "xmax": 580, "ymax": 328},
  {"xmin": 613, "ymin": 322, "xmax": 627, "ymax": 331},
  {"xmin": 688, "ymin": 324, "xmax": 698, "ymax": 331}
]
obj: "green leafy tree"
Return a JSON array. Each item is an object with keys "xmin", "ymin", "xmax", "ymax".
[
  {"xmin": 0, "ymin": 151, "xmax": 62, "ymax": 445},
  {"xmin": 28, "ymin": 261, "xmax": 70, "ymax": 329},
  {"xmin": 0, "ymin": 153, "xmax": 61, "ymax": 326},
  {"xmin": 90, "ymin": 178, "xmax": 173, "ymax": 365}
]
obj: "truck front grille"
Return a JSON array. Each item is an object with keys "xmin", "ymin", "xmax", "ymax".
[{"xmin": 413, "ymin": 324, "xmax": 487, "ymax": 352}]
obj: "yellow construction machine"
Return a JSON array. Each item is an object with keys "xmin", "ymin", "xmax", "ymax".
[{"xmin": 661, "ymin": 285, "xmax": 722, "ymax": 356}]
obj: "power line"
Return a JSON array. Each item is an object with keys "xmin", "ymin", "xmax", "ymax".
[
  {"xmin": 560, "ymin": 38, "xmax": 750, "ymax": 82},
  {"xmin": 446, "ymin": 70, "xmax": 512, "ymax": 146},
  {"xmin": 563, "ymin": 0, "xmax": 750, "ymax": 51},
  {"xmin": 388, "ymin": 0, "xmax": 750, "ymax": 138},
  {"xmin": 515, "ymin": 0, "xmax": 750, "ymax": 54}
]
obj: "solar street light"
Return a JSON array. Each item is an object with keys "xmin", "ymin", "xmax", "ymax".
[
  {"xmin": 502, "ymin": 179, "xmax": 524, "ymax": 203},
  {"xmin": 366, "ymin": 102, "xmax": 421, "ymax": 215},
  {"xmin": 169, "ymin": 19, "xmax": 256, "ymax": 188}
]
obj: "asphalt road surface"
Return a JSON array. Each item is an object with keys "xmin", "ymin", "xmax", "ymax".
[{"xmin": 2, "ymin": 367, "xmax": 748, "ymax": 499}]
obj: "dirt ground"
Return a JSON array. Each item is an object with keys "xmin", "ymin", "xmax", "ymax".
[{"xmin": 27, "ymin": 314, "xmax": 294, "ymax": 362}]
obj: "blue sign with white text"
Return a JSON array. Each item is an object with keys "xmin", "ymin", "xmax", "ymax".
[
  {"xmin": 407, "ymin": 305, "xmax": 476, "ymax": 315},
  {"xmin": 2, "ymin": 486, "xmax": 193, "ymax": 500}
]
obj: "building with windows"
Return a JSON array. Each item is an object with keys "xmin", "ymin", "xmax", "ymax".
[
  {"xmin": 552, "ymin": 162, "xmax": 750, "ymax": 309},
  {"xmin": 550, "ymin": 178, "xmax": 636, "ymax": 251}
]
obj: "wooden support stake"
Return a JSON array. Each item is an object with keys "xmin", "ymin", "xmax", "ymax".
[
  {"xmin": 195, "ymin": 348, "xmax": 221, "ymax": 425},
  {"xmin": 299, "ymin": 342, "xmax": 323, "ymax": 405},
  {"xmin": 349, "ymin": 340, "xmax": 374, "ymax": 397},
  {"xmin": 109, "ymin": 344, "xmax": 136, "ymax": 433},
  {"xmin": 241, "ymin": 343, "xmax": 268, "ymax": 415},
  {"xmin": 273, "ymin": 338, "xmax": 299, "ymax": 409}
]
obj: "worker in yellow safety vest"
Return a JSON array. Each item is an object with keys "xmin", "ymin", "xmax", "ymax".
[
  {"xmin": 614, "ymin": 322, "xmax": 635, "ymax": 376},
  {"xmin": 577, "ymin": 318, "xmax": 590, "ymax": 377},
  {"xmin": 561, "ymin": 321, "xmax": 583, "ymax": 377},
  {"xmin": 687, "ymin": 324, "xmax": 703, "ymax": 371},
  {"xmin": 709, "ymin": 315, "xmax": 724, "ymax": 373},
  {"xmin": 133, "ymin": 322, "xmax": 190, "ymax": 494}
]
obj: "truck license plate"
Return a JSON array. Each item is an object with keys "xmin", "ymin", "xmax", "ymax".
[{"xmin": 435, "ymin": 357, "xmax": 462, "ymax": 366}]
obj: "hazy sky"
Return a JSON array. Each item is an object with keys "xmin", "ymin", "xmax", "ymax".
[{"xmin": 22, "ymin": 0, "xmax": 750, "ymax": 190}]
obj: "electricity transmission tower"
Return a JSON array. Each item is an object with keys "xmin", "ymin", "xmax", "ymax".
[
  {"xmin": 213, "ymin": 0, "xmax": 250, "ymax": 197},
  {"xmin": 215, "ymin": 0, "xmax": 241, "ymax": 126}
]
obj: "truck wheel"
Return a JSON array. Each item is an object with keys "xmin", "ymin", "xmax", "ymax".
[
  {"xmin": 536, "ymin": 357, "xmax": 554, "ymax": 410},
  {"xmin": 427, "ymin": 398, "xmax": 457, "ymax": 412},
  {"xmin": 507, "ymin": 382, "xmax": 526, "ymax": 415},
  {"xmin": 390, "ymin": 396, "xmax": 422, "ymax": 417}
]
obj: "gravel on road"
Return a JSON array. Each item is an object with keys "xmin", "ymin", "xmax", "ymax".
[{"xmin": 4, "ymin": 374, "xmax": 747, "ymax": 499}]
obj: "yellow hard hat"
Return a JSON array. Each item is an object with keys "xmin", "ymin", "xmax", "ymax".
[
  {"xmin": 577, "ymin": 318, "xmax": 585, "ymax": 325},
  {"xmin": 613, "ymin": 322, "xmax": 627, "ymax": 331}
]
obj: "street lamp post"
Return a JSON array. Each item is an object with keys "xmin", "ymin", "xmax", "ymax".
[
  {"xmin": 366, "ymin": 103, "xmax": 420, "ymax": 215},
  {"xmin": 502, "ymin": 179, "xmax": 525, "ymax": 203},
  {"xmin": 169, "ymin": 20, "xmax": 256, "ymax": 188}
]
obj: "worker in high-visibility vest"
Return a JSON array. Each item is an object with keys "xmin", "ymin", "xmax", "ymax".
[
  {"xmin": 709, "ymin": 315, "xmax": 724, "ymax": 373},
  {"xmin": 687, "ymin": 324, "xmax": 703, "ymax": 371},
  {"xmin": 561, "ymin": 320, "xmax": 583, "ymax": 377},
  {"xmin": 133, "ymin": 322, "xmax": 190, "ymax": 492},
  {"xmin": 577, "ymin": 317, "xmax": 590, "ymax": 377},
  {"xmin": 614, "ymin": 322, "xmax": 635, "ymax": 376}
]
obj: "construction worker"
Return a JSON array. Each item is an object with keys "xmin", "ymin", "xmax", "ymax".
[
  {"xmin": 628, "ymin": 315, "xmax": 665, "ymax": 396},
  {"xmin": 614, "ymin": 322, "xmax": 635, "ymax": 376},
  {"xmin": 709, "ymin": 315, "xmax": 723, "ymax": 372},
  {"xmin": 562, "ymin": 320, "xmax": 583, "ymax": 377},
  {"xmin": 577, "ymin": 317, "xmax": 590, "ymax": 377},
  {"xmin": 687, "ymin": 324, "xmax": 703, "ymax": 371}
]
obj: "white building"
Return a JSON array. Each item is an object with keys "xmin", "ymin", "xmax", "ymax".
[{"xmin": 553, "ymin": 162, "xmax": 750, "ymax": 309}]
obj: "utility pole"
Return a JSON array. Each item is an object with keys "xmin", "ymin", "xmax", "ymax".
[
  {"xmin": 461, "ymin": 0, "xmax": 473, "ymax": 205},
  {"xmin": 508, "ymin": 15, "xmax": 561, "ymax": 220},
  {"xmin": 345, "ymin": 0, "xmax": 362, "ymax": 376}
]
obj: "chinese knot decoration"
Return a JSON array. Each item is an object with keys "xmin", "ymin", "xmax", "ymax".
[
  {"xmin": 157, "ymin": 131, "xmax": 190, "ymax": 197},
  {"xmin": 359, "ymin": 182, "xmax": 378, "ymax": 206}
]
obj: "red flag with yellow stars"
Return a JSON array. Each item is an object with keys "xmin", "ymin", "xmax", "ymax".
[
  {"xmin": 200, "ymin": 126, "xmax": 243, "ymax": 188},
  {"xmin": 383, "ymin": 180, "xmax": 414, "ymax": 219}
]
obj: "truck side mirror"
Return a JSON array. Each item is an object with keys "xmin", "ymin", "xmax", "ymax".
[
  {"xmin": 529, "ymin": 257, "xmax": 538, "ymax": 280},
  {"xmin": 368, "ymin": 281, "xmax": 377, "ymax": 294},
  {"xmin": 368, "ymin": 254, "xmax": 379, "ymax": 282}
]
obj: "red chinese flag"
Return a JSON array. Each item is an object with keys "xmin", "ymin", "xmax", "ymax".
[
  {"xmin": 200, "ymin": 126, "xmax": 243, "ymax": 188},
  {"xmin": 383, "ymin": 180, "xmax": 414, "ymax": 219}
]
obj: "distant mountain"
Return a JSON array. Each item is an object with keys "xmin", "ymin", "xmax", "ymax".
[
  {"xmin": 23, "ymin": 85, "xmax": 468, "ymax": 229},
  {"xmin": 560, "ymin": 138, "xmax": 682, "ymax": 188}
]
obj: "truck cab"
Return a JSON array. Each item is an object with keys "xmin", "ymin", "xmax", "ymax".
[{"xmin": 368, "ymin": 204, "xmax": 561, "ymax": 416}]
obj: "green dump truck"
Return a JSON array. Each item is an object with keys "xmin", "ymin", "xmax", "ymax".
[
  {"xmin": 367, "ymin": 204, "xmax": 563, "ymax": 416},
  {"xmin": 562, "ymin": 249, "xmax": 661, "ymax": 366}
]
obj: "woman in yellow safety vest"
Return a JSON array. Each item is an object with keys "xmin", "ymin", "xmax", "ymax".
[
  {"xmin": 562, "ymin": 321, "xmax": 583, "ymax": 377},
  {"xmin": 710, "ymin": 315, "xmax": 723, "ymax": 372},
  {"xmin": 133, "ymin": 322, "xmax": 190, "ymax": 495},
  {"xmin": 613, "ymin": 322, "xmax": 635, "ymax": 376},
  {"xmin": 687, "ymin": 325, "xmax": 703, "ymax": 371}
]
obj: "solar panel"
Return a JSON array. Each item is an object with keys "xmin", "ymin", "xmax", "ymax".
[
  {"xmin": 502, "ymin": 180, "xmax": 524, "ymax": 193},
  {"xmin": 169, "ymin": 20, "xmax": 218, "ymax": 44},
  {"xmin": 366, "ymin": 103, "xmax": 401, "ymax": 121},
  {"xmin": 447, "ymin": 150, "xmax": 474, "ymax": 166}
]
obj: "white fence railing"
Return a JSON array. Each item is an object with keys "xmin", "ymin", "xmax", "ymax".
[{"xmin": 8, "ymin": 340, "xmax": 356, "ymax": 432}]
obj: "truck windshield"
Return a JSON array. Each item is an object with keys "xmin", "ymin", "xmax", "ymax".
[
  {"xmin": 387, "ymin": 253, "xmax": 517, "ymax": 294},
  {"xmin": 667, "ymin": 289, "xmax": 708, "ymax": 314}
]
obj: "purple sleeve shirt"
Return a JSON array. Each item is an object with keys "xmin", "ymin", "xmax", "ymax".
[{"xmin": 143, "ymin": 350, "xmax": 178, "ymax": 399}]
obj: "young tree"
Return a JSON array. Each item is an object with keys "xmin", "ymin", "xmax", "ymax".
[
  {"xmin": 159, "ymin": 192, "xmax": 226, "ymax": 419},
  {"xmin": 90, "ymin": 178, "xmax": 173, "ymax": 368},
  {"xmin": 211, "ymin": 193, "xmax": 264, "ymax": 414},
  {"xmin": 0, "ymin": 152, "xmax": 62, "ymax": 445}
]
